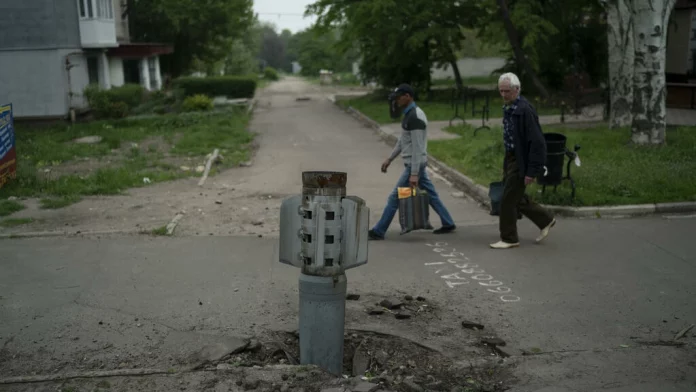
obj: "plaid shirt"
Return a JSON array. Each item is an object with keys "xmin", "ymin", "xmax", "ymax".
[{"xmin": 502, "ymin": 97, "xmax": 519, "ymax": 152}]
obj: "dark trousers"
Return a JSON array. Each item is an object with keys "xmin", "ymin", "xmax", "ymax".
[{"xmin": 500, "ymin": 152, "xmax": 554, "ymax": 243}]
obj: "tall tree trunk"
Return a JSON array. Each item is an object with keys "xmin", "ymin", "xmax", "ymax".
[
  {"xmin": 496, "ymin": 0, "xmax": 549, "ymax": 99},
  {"xmin": 630, "ymin": 0, "xmax": 676, "ymax": 144},
  {"xmin": 450, "ymin": 59, "xmax": 464, "ymax": 92},
  {"xmin": 606, "ymin": 0, "xmax": 634, "ymax": 128}
]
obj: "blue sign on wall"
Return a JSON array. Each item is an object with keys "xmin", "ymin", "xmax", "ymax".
[{"xmin": 0, "ymin": 103, "xmax": 17, "ymax": 189}]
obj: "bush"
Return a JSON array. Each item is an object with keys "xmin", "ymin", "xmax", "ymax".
[
  {"xmin": 182, "ymin": 94, "xmax": 214, "ymax": 112},
  {"xmin": 172, "ymin": 76, "xmax": 257, "ymax": 99},
  {"xmin": 263, "ymin": 67, "xmax": 279, "ymax": 81},
  {"xmin": 108, "ymin": 84, "xmax": 145, "ymax": 108},
  {"xmin": 147, "ymin": 89, "xmax": 167, "ymax": 102},
  {"xmin": 84, "ymin": 84, "xmax": 145, "ymax": 119}
]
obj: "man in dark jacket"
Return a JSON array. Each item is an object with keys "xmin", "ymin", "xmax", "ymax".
[{"xmin": 490, "ymin": 72, "xmax": 556, "ymax": 249}]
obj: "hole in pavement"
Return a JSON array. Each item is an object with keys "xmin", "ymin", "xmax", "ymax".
[{"xmin": 228, "ymin": 330, "xmax": 513, "ymax": 391}]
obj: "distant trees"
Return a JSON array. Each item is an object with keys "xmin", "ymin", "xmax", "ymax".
[{"xmin": 126, "ymin": 0, "xmax": 254, "ymax": 77}]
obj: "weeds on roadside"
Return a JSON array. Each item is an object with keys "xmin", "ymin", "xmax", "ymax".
[
  {"xmin": 0, "ymin": 218, "xmax": 33, "ymax": 227},
  {"xmin": 0, "ymin": 200, "xmax": 25, "ymax": 217},
  {"xmin": 150, "ymin": 226, "xmax": 169, "ymax": 236},
  {"xmin": 0, "ymin": 108, "xmax": 254, "ymax": 209}
]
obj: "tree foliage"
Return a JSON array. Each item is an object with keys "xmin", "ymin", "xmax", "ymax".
[
  {"xmin": 286, "ymin": 27, "xmax": 356, "ymax": 77},
  {"xmin": 475, "ymin": 0, "xmax": 607, "ymax": 94},
  {"xmin": 256, "ymin": 23, "xmax": 289, "ymax": 71},
  {"xmin": 306, "ymin": 0, "xmax": 482, "ymax": 90},
  {"xmin": 126, "ymin": 0, "xmax": 254, "ymax": 77}
]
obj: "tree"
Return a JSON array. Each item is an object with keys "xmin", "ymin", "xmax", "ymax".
[
  {"xmin": 605, "ymin": 0, "xmax": 634, "ymax": 128},
  {"xmin": 475, "ymin": 0, "xmax": 606, "ymax": 95},
  {"xmin": 257, "ymin": 23, "xmax": 288, "ymax": 71},
  {"xmin": 126, "ymin": 0, "xmax": 254, "ymax": 77},
  {"xmin": 224, "ymin": 39, "xmax": 258, "ymax": 76},
  {"xmin": 630, "ymin": 0, "xmax": 677, "ymax": 144},
  {"xmin": 307, "ymin": 0, "xmax": 480, "ymax": 90},
  {"xmin": 307, "ymin": 0, "xmax": 424, "ymax": 88},
  {"xmin": 287, "ymin": 27, "xmax": 352, "ymax": 77},
  {"xmin": 495, "ymin": 0, "xmax": 550, "ymax": 98}
]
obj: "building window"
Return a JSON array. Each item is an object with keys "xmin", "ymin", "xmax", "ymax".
[
  {"xmin": 97, "ymin": 0, "xmax": 114, "ymax": 19},
  {"xmin": 79, "ymin": 0, "xmax": 113, "ymax": 19}
]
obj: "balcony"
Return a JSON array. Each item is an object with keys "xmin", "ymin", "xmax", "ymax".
[
  {"xmin": 80, "ymin": 19, "xmax": 118, "ymax": 48},
  {"xmin": 78, "ymin": 0, "xmax": 118, "ymax": 48}
]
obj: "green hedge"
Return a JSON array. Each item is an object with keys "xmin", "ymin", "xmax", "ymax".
[
  {"xmin": 84, "ymin": 84, "xmax": 145, "ymax": 119},
  {"xmin": 173, "ymin": 76, "xmax": 257, "ymax": 99}
]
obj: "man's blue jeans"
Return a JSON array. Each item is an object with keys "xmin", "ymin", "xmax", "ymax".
[{"xmin": 371, "ymin": 162, "xmax": 455, "ymax": 237}]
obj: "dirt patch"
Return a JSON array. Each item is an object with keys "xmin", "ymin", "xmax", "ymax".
[
  {"xmin": 0, "ymin": 331, "xmax": 511, "ymax": 392},
  {"xmin": 227, "ymin": 330, "xmax": 512, "ymax": 391},
  {"xmin": 38, "ymin": 136, "xmax": 192, "ymax": 180}
]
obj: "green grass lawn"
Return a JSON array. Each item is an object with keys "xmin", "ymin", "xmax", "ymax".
[
  {"xmin": 0, "ymin": 107, "xmax": 254, "ymax": 212},
  {"xmin": 338, "ymin": 93, "xmax": 562, "ymax": 125},
  {"xmin": 428, "ymin": 123, "xmax": 696, "ymax": 206}
]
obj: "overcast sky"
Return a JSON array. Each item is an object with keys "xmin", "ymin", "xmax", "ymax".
[{"xmin": 253, "ymin": 0, "xmax": 318, "ymax": 33}]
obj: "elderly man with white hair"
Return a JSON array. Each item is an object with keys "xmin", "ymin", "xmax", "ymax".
[{"xmin": 490, "ymin": 72, "xmax": 556, "ymax": 249}]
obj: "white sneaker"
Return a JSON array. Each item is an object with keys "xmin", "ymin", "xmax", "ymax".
[
  {"xmin": 536, "ymin": 218, "xmax": 556, "ymax": 243},
  {"xmin": 489, "ymin": 241, "xmax": 520, "ymax": 249}
]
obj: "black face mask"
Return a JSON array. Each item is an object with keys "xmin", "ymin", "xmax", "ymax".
[{"xmin": 388, "ymin": 91, "xmax": 401, "ymax": 119}]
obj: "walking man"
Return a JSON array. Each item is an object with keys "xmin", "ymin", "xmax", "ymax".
[
  {"xmin": 490, "ymin": 73, "xmax": 556, "ymax": 249},
  {"xmin": 368, "ymin": 83, "xmax": 456, "ymax": 240}
]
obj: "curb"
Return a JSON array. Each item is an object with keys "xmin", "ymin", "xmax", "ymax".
[
  {"xmin": 0, "ymin": 228, "xmax": 147, "ymax": 240},
  {"xmin": 329, "ymin": 95, "xmax": 696, "ymax": 218}
]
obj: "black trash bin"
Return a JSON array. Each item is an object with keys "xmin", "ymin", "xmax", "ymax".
[{"xmin": 537, "ymin": 133, "xmax": 566, "ymax": 186}]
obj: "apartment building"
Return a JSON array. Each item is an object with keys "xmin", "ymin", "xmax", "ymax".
[{"xmin": 0, "ymin": 0, "xmax": 173, "ymax": 119}]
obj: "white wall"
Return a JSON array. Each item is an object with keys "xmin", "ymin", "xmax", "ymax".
[
  {"xmin": 0, "ymin": 48, "xmax": 88, "ymax": 118},
  {"xmin": 109, "ymin": 57, "xmax": 124, "ymax": 87},
  {"xmin": 431, "ymin": 57, "xmax": 506, "ymax": 80},
  {"xmin": 67, "ymin": 51, "xmax": 90, "ymax": 110}
]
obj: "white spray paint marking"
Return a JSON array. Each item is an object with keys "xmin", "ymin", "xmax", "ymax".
[{"xmin": 423, "ymin": 241, "xmax": 520, "ymax": 303}]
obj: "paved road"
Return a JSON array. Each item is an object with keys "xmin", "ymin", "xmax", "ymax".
[{"xmin": 2, "ymin": 78, "xmax": 695, "ymax": 391}]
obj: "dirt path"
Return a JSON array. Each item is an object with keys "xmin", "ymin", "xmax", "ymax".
[{"xmin": 1, "ymin": 77, "xmax": 490, "ymax": 238}]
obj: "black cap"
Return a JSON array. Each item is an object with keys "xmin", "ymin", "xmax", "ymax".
[{"xmin": 393, "ymin": 83, "xmax": 415, "ymax": 97}]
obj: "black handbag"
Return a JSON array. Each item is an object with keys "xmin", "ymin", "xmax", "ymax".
[
  {"xmin": 488, "ymin": 181, "xmax": 522, "ymax": 220},
  {"xmin": 488, "ymin": 181, "xmax": 504, "ymax": 216}
]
